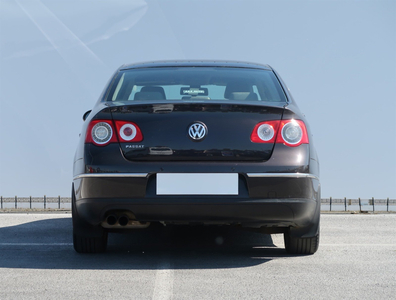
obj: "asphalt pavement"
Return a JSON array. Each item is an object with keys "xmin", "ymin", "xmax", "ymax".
[{"xmin": 0, "ymin": 213, "xmax": 395, "ymax": 299}]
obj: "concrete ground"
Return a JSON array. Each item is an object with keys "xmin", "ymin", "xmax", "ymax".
[{"xmin": 0, "ymin": 213, "xmax": 395, "ymax": 299}]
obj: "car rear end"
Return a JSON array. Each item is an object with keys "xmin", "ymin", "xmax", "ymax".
[{"xmin": 72, "ymin": 61, "xmax": 320, "ymax": 254}]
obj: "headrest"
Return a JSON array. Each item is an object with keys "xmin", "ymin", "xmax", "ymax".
[
  {"xmin": 134, "ymin": 91, "xmax": 165, "ymax": 100},
  {"xmin": 224, "ymin": 81, "xmax": 253, "ymax": 99},
  {"xmin": 228, "ymin": 92, "xmax": 258, "ymax": 100},
  {"xmin": 140, "ymin": 86, "xmax": 166, "ymax": 99}
]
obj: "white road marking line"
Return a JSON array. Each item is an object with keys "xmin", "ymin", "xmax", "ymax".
[
  {"xmin": 1, "ymin": 243, "xmax": 394, "ymax": 247},
  {"xmin": 0, "ymin": 243, "xmax": 72, "ymax": 246},
  {"xmin": 152, "ymin": 257, "xmax": 174, "ymax": 300},
  {"xmin": 320, "ymin": 244, "xmax": 396, "ymax": 246},
  {"xmin": 254, "ymin": 244, "xmax": 396, "ymax": 249}
]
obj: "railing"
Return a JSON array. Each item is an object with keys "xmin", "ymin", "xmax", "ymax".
[
  {"xmin": 321, "ymin": 197, "xmax": 395, "ymax": 212},
  {"xmin": 0, "ymin": 196, "xmax": 71, "ymax": 210},
  {"xmin": 0, "ymin": 196, "xmax": 395, "ymax": 212}
]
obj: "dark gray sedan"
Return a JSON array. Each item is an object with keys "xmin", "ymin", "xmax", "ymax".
[{"xmin": 72, "ymin": 60, "xmax": 321, "ymax": 254}]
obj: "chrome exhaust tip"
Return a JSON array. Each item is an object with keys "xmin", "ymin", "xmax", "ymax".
[
  {"xmin": 118, "ymin": 215, "xmax": 129, "ymax": 226},
  {"xmin": 106, "ymin": 214, "xmax": 118, "ymax": 226}
]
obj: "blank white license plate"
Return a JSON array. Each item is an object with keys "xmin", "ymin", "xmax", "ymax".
[{"xmin": 156, "ymin": 173, "xmax": 238, "ymax": 195}]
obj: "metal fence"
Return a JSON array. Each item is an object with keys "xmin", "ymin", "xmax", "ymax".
[
  {"xmin": 321, "ymin": 197, "xmax": 395, "ymax": 212},
  {"xmin": 0, "ymin": 196, "xmax": 395, "ymax": 212},
  {"xmin": 0, "ymin": 196, "xmax": 71, "ymax": 210}
]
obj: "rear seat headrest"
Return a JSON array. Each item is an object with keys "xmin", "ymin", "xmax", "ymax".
[
  {"xmin": 140, "ymin": 86, "xmax": 166, "ymax": 99},
  {"xmin": 134, "ymin": 91, "xmax": 165, "ymax": 100}
]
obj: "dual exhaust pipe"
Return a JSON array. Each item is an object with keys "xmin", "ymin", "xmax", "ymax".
[
  {"xmin": 103, "ymin": 213, "xmax": 150, "ymax": 229},
  {"xmin": 106, "ymin": 214, "xmax": 129, "ymax": 226}
]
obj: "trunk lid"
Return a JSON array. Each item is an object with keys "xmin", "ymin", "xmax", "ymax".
[{"xmin": 110, "ymin": 102, "xmax": 284, "ymax": 161}]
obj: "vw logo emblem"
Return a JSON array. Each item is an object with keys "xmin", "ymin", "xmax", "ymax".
[{"xmin": 188, "ymin": 122, "xmax": 207, "ymax": 141}]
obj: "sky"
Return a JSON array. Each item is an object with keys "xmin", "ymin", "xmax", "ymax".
[{"xmin": 0, "ymin": 0, "xmax": 395, "ymax": 199}]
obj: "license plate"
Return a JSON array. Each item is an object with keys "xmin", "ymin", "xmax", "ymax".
[{"xmin": 156, "ymin": 173, "xmax": 238, "ymax": 195}]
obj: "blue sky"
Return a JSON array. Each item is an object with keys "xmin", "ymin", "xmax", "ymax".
[{"xmin": 0, "ymin": 0, "xmax": 395, "ymax": 198}]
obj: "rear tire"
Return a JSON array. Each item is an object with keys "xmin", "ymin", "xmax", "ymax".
[
  {"xmin": 284, "ymin": 232, "xmax": 319, "ymax": 255},
  {"xmin": 73, "ymin": 232, "xmax": 108, "ymax": 253},
  {"xmin": 71, "ymin": 184, "xmax": 108, "ymax": 253}
]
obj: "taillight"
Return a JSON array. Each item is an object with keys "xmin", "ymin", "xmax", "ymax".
[
  {"xmin": 251, "ymin": 119, "xmax": 308, "ymax": 147},
  {"xmin": 114, "ymin": 121, "xmax": 143, "ymax": 142},
  {"xmin": 85, "ymin": 120, "xmax": 117, "ymax": 146},
  {"xmin": 250, "ymin": 120, "xmax": 280, "ymax": 143},
  {"xmin": 85, "ymin": 120, "xmax": 143, "ymax": 146},
  {"xmin": 277, "ymin": 119, "xmax": 309, "ymax": 147}
]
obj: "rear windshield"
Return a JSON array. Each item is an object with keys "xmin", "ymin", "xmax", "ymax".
[{"xmin": 106, "ymin": 67, "xmax": 287, "ymax": 103}]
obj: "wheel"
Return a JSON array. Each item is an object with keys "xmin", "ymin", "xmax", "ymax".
[
  {"xmin": 71, "ymin": 184, "xmax": 108, "ymax": 253},
  {"xmin": 284, "ymin": 232, "xmax": 319, "ymax": 255},
  {"xmin": 73, "ymin": 232, "xmax": 108, "ymax": 254}
]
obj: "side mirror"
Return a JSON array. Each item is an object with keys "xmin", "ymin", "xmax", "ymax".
[{"xmin": 83, "ymin": 110, "xmax": 92, "ymax": 121}]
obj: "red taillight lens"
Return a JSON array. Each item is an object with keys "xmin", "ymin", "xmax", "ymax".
[
  {"xmin": 276, "ymin": 119, "xmax": 309, "ymax": 147},
  {"xmin": 250, "ymin": 120, "xmax": 280, "ymax": 143},
  {"xmin": 114, "ymin": 121, "xmax": 143, "ymax": 142},
  {"xmin": 251, "ymin": 119, "xmax": 308, "ymax": 147},
  {"xmin": 85, "ymin": 120, "xmax": 117, "ymax": 146}
]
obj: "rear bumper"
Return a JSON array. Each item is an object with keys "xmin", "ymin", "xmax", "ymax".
[
  {"xmin": 73, "ymin": 172, "xmax": 320, "ymax": 235},
  {"xmin": 76, "ymin": 197, "xmax": 317, "ymax": 225}
]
